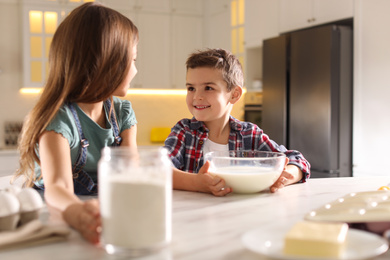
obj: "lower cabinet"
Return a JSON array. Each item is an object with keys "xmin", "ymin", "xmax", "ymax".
[{"xmin": 0, "ymin": 151, "xmax": 20, "ymax": 177}]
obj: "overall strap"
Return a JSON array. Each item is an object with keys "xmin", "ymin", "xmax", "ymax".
[
  {"xmin": 104, "ymin": 99, "xmax": 122, "ymax": 146},
  {"xmin": 67, "ymin": 102, "xmax": 89, "ymax": 175}
]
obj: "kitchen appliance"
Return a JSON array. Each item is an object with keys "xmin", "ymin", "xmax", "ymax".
[
  {"xmin": 244, "ymin": 91, "xmax": 263, "ymax": 127},
  {"xmin": 262, "ymin": 24, "xmax": 353, "ymax": 178}
]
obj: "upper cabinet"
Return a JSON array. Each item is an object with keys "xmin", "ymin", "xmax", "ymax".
[
  {"xmin": 21, "ymin": 0, "xmax": 97, "ymax": 88},
  {"xmin": 22, "ymin": 3, "xmax": 59, "ymax": 88},
  {"xmin": 117, "ymin": 6, "xmax": 172, "ymax": 89},
  {"xmin": 171, "ymin": 14, "xmax": 203, "ymax": 89},
  {"xmin": 171, "ymin": 0, "xmax": 203, "ymax": 15},
  {"xmin": 245, "ymin": 0, "xmax": 279, "ymax": 48},
  {"xmin": 204, "ymin": 0, "xmax": 231, "ymax": 51},
  {"xmin": 117, "ymin": 0, "xmax": 204, "ymax": 89},
  {"xmin": 105, "ymin": 0, "xmax": 170, "ymax": 13},
  {"xmin": 279, "ymin": 0, "xmax": 353, "ymax": 33},
  {"xmin": 22, "ymin": 0, "xmax": 204, "ymax": 89},
  {"xmin": 103, "ymin": 0, "xmax": 171, "ymax": 89}
]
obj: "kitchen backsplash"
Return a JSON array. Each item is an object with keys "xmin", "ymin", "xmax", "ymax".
[
  {"xmin": 4, "ymin": 121, "xmax": 23, "ymax": 149},
  {"xmin": 0, "ymin": 93, "xmax": 245, "ymax": 149}
]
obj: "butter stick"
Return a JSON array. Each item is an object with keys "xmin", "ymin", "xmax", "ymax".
[{"xmin": 284, "ymin": 221, "xmax": 348, "ymax": 257}]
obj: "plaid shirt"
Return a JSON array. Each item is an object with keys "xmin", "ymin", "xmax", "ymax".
[{"xmin": 164, "ymin": 116, "xmax": 311, "ymax": 182}]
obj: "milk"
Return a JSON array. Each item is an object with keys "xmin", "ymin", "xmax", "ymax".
[
  {"xmin": 99, "ymin": 174, "xmax": 171, "ymax": 251},
  {"xmin": 210, "ymin": 166, "xmax": 280, "ymax": 193}
]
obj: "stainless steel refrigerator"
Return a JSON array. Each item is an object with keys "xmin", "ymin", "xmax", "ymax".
[{"xmin": 262, "ymin": 24, "xmax": 353, "ymax": 178}]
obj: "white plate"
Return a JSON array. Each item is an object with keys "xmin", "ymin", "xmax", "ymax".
[{"xmin": 241, "ymin": 224, "xmax": 389, "ymax": 260}]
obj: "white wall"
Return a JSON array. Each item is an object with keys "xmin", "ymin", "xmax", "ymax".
[
  {"xmin": 0, "ymin": 1, "xmax": 41, "ymax": 148},
  {"xmin": 353, "ymin": 0, "xmax": 390, "ymax": 176}
]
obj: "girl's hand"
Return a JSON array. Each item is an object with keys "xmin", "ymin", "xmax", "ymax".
[
  {"xmin": 63, "ymin": 199, "xmax": 101, "ymax": 244},
  {"xmin": 196, "ymin": 161, "xmax": 232, "ymax": 196}
]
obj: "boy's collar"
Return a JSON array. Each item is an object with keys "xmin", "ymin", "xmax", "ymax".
[
  {"xmin": 189, "ymin": 116, "xmax": 243, "ymax": 131},
  {"xmin": 229, "ymin": 116, "xmax": 243, "ymax": 131},
  {"xmin": 189, "ymin": 117, "xmax": 208, "ymax": 131}
]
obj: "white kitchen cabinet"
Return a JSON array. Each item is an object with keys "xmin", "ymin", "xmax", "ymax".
[
  {"xmin": 99, "ymin": 0, "xmax": 171, "ymax": 89},
  {"xmin": 168, "ymin": 0, "xmax": 204, "ymax": 89},
  {"xmin": 204, "ymin": 0, "xmax": 230, "ymax": 50},
  {"xmin": 106, "ymin": 0, "xmax": 204, "ymax": 89},
  {"xmin": 108, "ymin": 0, "xmax": 203, "ymax": 15},
  {"xmin": 20, "ymin": 0, "xmax": 205, "ymax": 90},
  {"xmin": 311, "ymin": 0, "xmax": 353, "ymax": 25},
  {"xmin": 172, "ymin": 0, "xmax": 203, "ymax": 16},
  {"xmin": 207, "ymin": 0, "xmax": 230, "ymax": 15},
  {"xmin": 21, "ymin": 1, "xmax": 60, "ymax": 89},
  {"xmin": 245, "ymin": 0, "xmax": 279, "ymax": 48},
  {"xmin": 279, "ymin": 0, "xmax": 353, "ymax": 33},
  {"xmin": 171, "ymin": 15, "xmax": 203, "ymax": 89},
  {"xmin": 21, "ymin": 0, "xmax": 97, "ymax": 88},
  {"xmin": 107, "ymin": 0, "xmax": 170, "ymax": 13},
  {"xmin": 131, "ymin": 12, "xmax": 172, "ymax": 89},
  {"xmin": 131, "ymin": 0, "xmax": 170, "ymax": 13}
]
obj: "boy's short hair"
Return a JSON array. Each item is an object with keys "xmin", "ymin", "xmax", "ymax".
[{"xmin": 186, "ymin": 48, "xmax": 244, "ymax": 92}]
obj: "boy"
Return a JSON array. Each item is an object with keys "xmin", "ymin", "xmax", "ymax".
[{"xmin": 165, "ymin": 49, "xmax": 310, "ymax": 196}]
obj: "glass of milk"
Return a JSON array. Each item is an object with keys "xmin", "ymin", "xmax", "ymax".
[{"xmin": 98, "ymin": 147, "xmax": 172, "ymax": 257}]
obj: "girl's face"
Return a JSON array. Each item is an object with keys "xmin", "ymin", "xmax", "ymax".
[
  {"xmin": 114, "ymin": 44, "xmax": 138, "ymax": 97},
  {"xmin": 186, "ymin": 67, "xmax": 236, "ymax": 124}
]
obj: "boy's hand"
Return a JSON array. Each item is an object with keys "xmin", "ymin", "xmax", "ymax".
[
  {"xmin": 270, "ymin": 169, "xmax": 295, "ymax": 193},
  {"xmin": 270, "ymin": 160, "xmax": 303, "ymax": 193},
  {"xmin": 63, "ymin": 199, "xmax": 101, "ymax": 244},
  {"xmin": 196, "ymin": 161, "xmax": 232, "ymax": 196}
]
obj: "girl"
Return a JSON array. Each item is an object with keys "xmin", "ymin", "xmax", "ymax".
[{"xmin": 13, "ymin": 2, "xmax": 139, "ymax": 244}]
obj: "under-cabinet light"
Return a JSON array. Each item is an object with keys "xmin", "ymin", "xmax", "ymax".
[
  {"xmin": 20, "ymin": 88, "xmax": 246, "ymax": 95},
  {"xmin": 19, "ymin": 88, "xmax": 187, "ymax": 95},
  {"xmin": 19, "ymin": 88, "xmax": 42, "ymax": 94},
  {"xmin": 125, "ymin": 89, "xmax": 187, "ymax": 95}
]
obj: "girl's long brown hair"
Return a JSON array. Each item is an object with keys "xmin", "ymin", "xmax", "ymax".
[{"xmin": 14, "ymin": 2, "xmax": 139, "ymax": 186}]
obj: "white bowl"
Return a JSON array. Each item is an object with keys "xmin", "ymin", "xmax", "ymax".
[{"xmin": 204, "ymin": 151, "xmax": 286, "ymax": 194}]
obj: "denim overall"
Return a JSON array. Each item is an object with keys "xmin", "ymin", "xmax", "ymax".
[{"xmin": 36, "ymin": 99, "xmax": 122, "ymax": 195}]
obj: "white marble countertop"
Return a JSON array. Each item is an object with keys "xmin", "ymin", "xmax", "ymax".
[{"xmin": 0, "ymin": 175, "xmax": 389, "ymax": 260}]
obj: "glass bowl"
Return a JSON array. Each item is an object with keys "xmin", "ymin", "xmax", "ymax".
[{"xmin": 204, "ymin": 150, "xmax": 286, "ymax": 194}]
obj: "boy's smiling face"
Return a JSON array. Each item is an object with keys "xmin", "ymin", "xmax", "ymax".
[{"xmin": 186, "ymin": 67, "xmax": 236, "ymax": 124}]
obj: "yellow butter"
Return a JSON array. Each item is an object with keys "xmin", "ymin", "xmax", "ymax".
[{"xmin": 284, "ymin": 221, "xmax": 348, "ymax": 257}]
